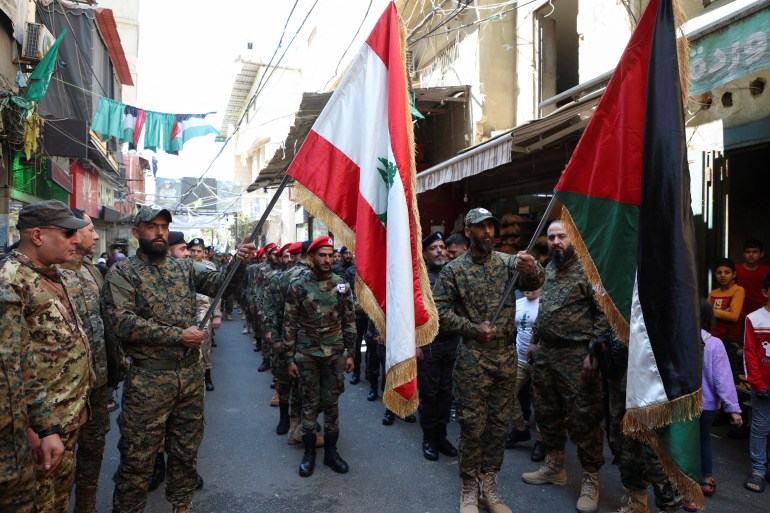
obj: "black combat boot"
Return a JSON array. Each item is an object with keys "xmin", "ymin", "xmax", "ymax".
[
  {"xmin": 205, "ymin": 369, "xmax": 215, "ymax": 392},
  {"xmin": 436, "ymin": 424, "xmax": 458, "ymax": 457},
  {"xmin": 257, "ymin": 358, "xmax": 270, "ymax": 372},
  {"xmin": 422, "ymin": 427, "xmax": 439, "ymax": 461},
  {"xmin": 367, "ymin": 381, "xmax": 378, "ymax": 401},
  {"xmin": 323, "ymin": 432, "xmax": 349, "ymax": 473},
  {"xmin": 276, "ymin": 402, "xmax": 290, "ymax": 435},
  {"xmin": 147, "ymin": 452, "xmax": 166, "ymax": 491},
  {"xmin": 254, "ymin": 337, "xmax": 262, "ymax": 352},
  {"xmin": 299, "ymin": 433, "xmax": 316, "ymax": 477}
]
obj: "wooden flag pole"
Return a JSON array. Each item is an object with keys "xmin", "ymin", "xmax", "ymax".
[
  {"xmin": 198, "ymin": 174, "xmax": 291, "ymax": 329},
  {"xmin": 489, "ymin": 196, "xmax": 557, "ymax": 326}
]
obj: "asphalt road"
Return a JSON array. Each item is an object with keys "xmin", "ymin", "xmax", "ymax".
[{"xmin": 88, "ymin": 309, "xmax": 770, "ymax": 512}]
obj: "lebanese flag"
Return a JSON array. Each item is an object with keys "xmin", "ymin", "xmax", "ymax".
[
  {"xmin": 287, "ymin": 1, "xmax": 438, "ymax": 416},
  {"xmin": 553, "ymin": 0, "xmax": 703, "ymax": 506},
  {"xmin": 170, "ymin": 113, "xmax": 219, "ymax": 153}
]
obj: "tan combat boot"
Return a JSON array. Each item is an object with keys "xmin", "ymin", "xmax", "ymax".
[
  {"xmin": 460, "ymin": 477, "xmax": 479, "ymax": 513},
  {"xmin": 521, "ymin": 449, "xmax": 567, "ymax": 485},
  {"xmin": 287, "ymin": 418, "xmax": 302, "ymax": 445},
  {"xmin": 479, "ymin": 472, "xmax": 512, "ymax": 513},
  {"xmin": 614, "ymin": 488, "xmax": 649, "ymax": 513},
  {"xmin": 576, "ymin": 471, "xmax": 600, "ymax": 513},
  {"xmin": 171, "ymin": 503, "xmax": 192, "ymax": 513},
  {"xmin": 270, "ymin": 390, "xmax": 279, "ymax": 407}
]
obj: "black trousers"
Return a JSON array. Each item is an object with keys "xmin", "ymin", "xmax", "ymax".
[
  {"xmin": 417, "ymin": 337, "xmax": 458, "ymax": 430},
  {"xmin": 365, "ymin": 339, "xmax": 385, "ymax": 388},
  {"xmin": 352, "ymin": 315, "xmax": 368, "ymax": 378}
]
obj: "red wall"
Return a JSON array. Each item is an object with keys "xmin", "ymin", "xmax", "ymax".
[{"xmin": 70, "ymin": 161, "xmax": 99, "ymax": 218}]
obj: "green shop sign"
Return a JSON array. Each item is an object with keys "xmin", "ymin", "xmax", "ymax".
[{"xmin": 689, "ymin": 7, "xmax": 770, "ymax": 95}]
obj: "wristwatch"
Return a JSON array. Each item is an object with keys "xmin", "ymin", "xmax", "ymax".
[{"xmin": 37, "ymin": 424, "xmax": 64, "ymax": 439}]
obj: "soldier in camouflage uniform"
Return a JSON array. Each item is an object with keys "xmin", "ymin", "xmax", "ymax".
[
  {"xmin": 433, "ymin": 208, "xmax": 543, "ymax": 513},
  {"xmin": 102, "ymin": 206, "xmax": 253, "ymax": 513},
  {"xmin": 256, "ymin": 244, "xmax": 282, "ymax": 375},
  {"xmin": 0, "ymin": 286, "xmax": 65, "ymax": 513},
  {"xmin": 240, "ymin": 249, "xmax": 262, "ymax": 340},
  {"xmin": 285, "ymin": 236, "xmax": 356, "ymax": 477},
  {"xmin": 521, "ymin": 220, "xmax": 609, "ymax": 513},
  {"xmin": 0, "ymin": 200, "xmax": 93, "ymax": 513},
  {"xmin": 59, "ymin": 209, "xmax": 111, "ymax": 513},
  {"xmin": 188, "ymin": 237, "xmax": 222, "ymax": 392}
]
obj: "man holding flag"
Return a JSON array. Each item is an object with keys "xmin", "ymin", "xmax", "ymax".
[{"xmin": 433, "ymin": 207, "xmax": 543, "ymax": 513}]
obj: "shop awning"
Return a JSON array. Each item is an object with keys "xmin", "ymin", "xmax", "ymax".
[{"xmin": 416, "ymin": 91, "xmax": 601, "ymax": 193}]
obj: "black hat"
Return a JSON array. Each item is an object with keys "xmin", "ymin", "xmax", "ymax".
[
  {"xmin": 187, "ymin": 237, "xmax": 205, "ymax": 250},
  {"xmin": 17, "ymin": 200, "xmax": 89, "ymax": 230},
  {"xmin": 168, "ymin": 231, "xmax": 186, "ymax": 246},
  {"xmin": 301, "ymin": 240, "xmax": 312, "ymax": 255},
  {"xmin": 339, "ymin": 246, "xmax": 349, "ymax": 253},
  {"xmin": 422, "ymin": 231, "xmax": 444, "ymax": 250}
]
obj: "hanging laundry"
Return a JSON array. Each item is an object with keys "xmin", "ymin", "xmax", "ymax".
[
  {"xmin": 160, "ymin": 113, "xmax": 176, "ymax": 154},
  {"xmin": 143, "ymin": 110, "xmax": 162, "ymax": 152},
  {"xmin": 170, "ymin": 113, "xmax": 219, "ymax": 153},
  {"xmin": 122, "ymin": 105, "xmax": 146, "ymax": 146},
  {"xmin": 23, "ymin": 111, "xmax": 41, "ymax": 160},
  {"xmin": 92, "ymin": 97, "xmax": 126, "ymax": 141}
]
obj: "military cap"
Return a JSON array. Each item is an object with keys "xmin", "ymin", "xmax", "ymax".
[
  {"xmin": 279, "ymin": 243, "xmax": 292, "ymax": 255},
  {"xmin": 339, "ymin": 246, "xmax": 349, "ymax": 253},
  {"xmin": 308, "ymin": 236, "xmax": 334, "ymax": 253},
  {"xmin": 301, "ymin": 240, "xmax": 312, "ymax": 255},
  {"xmin": 256, "ymin": 248, "xmax": 265, "ymax": 259},
  {"xmin": 187, "ymin": 237, "xmax": 205, "ymax": 250},
  {"xmin": 464, "ymin": 207, "xmax": 499, "ymax": 227},
  {"xmin": 168, "ymin": 231, "xmax": 187, "ymax": 246},
  {"xmin": 264, "ymin": 242, "xmax": 278, "ymax": 255},
  {"xmin": 289, "ymin": 241, "xmax": 303, "ymax": 255},
  {"xmin": 422, "ymin": 231, "xmax": 444, "ymax": 250},
  {"xmin": 333, "ymin": 248, "xmax": 341, "ymax": 254},
  {"xmin": 17, "ymin": 200, "xmax": 90, "ymax": 230},
  {"xmin": 133, "ymin": 205, "xmax": 172, "ymax": 226}
]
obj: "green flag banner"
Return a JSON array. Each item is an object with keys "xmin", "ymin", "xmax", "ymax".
[{"xmin": 24, "ymin": 29, "xmax": 66, "ymax": 102}]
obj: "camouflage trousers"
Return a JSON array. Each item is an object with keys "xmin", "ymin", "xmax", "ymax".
[
  {"xmin": 295, "ymin": 351, "xmax": 346, "ymax": 435},
  {"xmin": 201, "ymin": 325, "xmax": 213, "ymax": 370},
  {"xmin": 453, "ymin": 343, "xmax": 517, "ymax": 480},
  {"xmin": 73, "ymin": 384, "xmax": 111, "ymax": 512},
  {"xmin": 113, "ymin": 362, "xmax": 205, "ymax": 513},
  {"xmin": 274, "ymin": 349, "xmax": 301, "ymax": 417},
  {"xmin": 35, "ymin": 428, "xmax": 79, "ymax": 513},
  {"xmin": 0, "ymin": 442, "xmax": 36, "ymax": 513},
  {"xmin": 511, "ymin": 360, "xmax": 533, "ymax": 431},
  {"xmin": 607, "ymin": 375, "xmax": 682, "ymax": 510},
  {"xmin": 533, "ymin": 342, "xmax": 604, "ymax": 472}
]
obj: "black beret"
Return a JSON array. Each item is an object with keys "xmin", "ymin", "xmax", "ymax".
[
  {"xmin": 168, "ymin": 231, "xmax": 186, "ymax": 246},
  {"xmin": 422, "ymin": 231, "xmax": 444, "ymax": 250},
  {"xmin": 339, "ymin": 246, "xmax": 349, "ymax": 253}
]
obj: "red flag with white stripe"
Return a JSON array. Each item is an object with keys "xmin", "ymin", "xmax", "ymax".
[{"xmin": 287, "ymin": 1, "xmax": 438, "ymax": 416}]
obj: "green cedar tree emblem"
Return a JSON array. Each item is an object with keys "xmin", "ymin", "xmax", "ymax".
[{"xmin": 376, "ymin": 157, "xmax": 397, "ymax": 226}]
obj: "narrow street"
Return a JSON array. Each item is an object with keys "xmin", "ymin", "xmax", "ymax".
[{"xmin": 90, "ymin": 310, "xmax": 770, "ymax": 513}]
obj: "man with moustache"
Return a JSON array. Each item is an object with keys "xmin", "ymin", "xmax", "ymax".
[
  {"xmin": 102, "ymin": 206, "xmax": 254, "ymax": 513},
  {"xmin": 0, "ymin": 200, "xmax": 92, "ymax": 513},
  {"xmin": 285, "ymin": 237, "xmax": 356, "ymax": 477},
  {"xmin": 433, "ymin": 208, "xmax": 543, "ymax": 513},
  {"xmin": 419, "ymin": 232, "xmax": 460, "ymax": 461},
  {"xmin": 521, "ymin": 220, "xmax": 609, "ymax": 513},
  {"xmin": 58, "ymin": 209, "xmax": 112, "ymax": 513},
  {"xmin": 167, "ymin": 231, "xmax": 189, "ymax": 259},
  {"xmin": 445, "ymin": 232, "xmax": 469, "ymax": 261}
]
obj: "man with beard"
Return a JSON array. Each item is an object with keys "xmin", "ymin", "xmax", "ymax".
[
  {"xmin": 419, "ymin": 232, "xmax": 460, "ymax": 461},
  {"xmin": 255, "ymin": 243, "xmax": 281, "ymax": 374},
  {"xmin": 167, "ymin": 231, "xmax": 189, "ymax": 259},
  {"xmin": 521, "ymin": 220, "xmax": 609, "ymax": 513},
  {"xmin": 445, "ymin": 232, "xmax": 469, "ymax": 261},
  {"xmin": 433, "ymin": 208, "xmax": 543, "ymax": 513},
  {"xmin": 102, "ymin": 206, "xmax": 254, "ymax": 513},
  {"xmin": 285, "ymin": 237, "xmax": 356, "ymax": 477}
]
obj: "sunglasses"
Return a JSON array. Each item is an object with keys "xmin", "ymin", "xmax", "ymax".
[{"xmin": 40, "ymin": 226, "xmax": 78, "ymax": 238}]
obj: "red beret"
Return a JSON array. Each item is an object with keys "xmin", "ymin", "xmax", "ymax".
[
  {"xmin": 288, "ymin": 241, "xmax": 302, "ymax": 255},
  {"xmin": 264, "ymin": 242, "xmax": 278, "ymax": 254},
  {"xmin": 256, "ymin": 248, "xmax": 265, "ymax": 258},
  {"xmin": 279, "ymin": 243, "xmax": 292, "ymax": 255},
  {"xmin": 308, "ymin": 236, "xmax": 334, "ymax": 253}
]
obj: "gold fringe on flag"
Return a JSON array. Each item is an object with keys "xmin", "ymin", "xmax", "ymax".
[
  {"xmin": 623, "ymin": 389, "xmax": 705, "ymax": 510},
  {"xmin": 383, "ymin": 357, "xmax": 420, "ymax": 418},
  {"xmin": 559, "ymin": 207, "xmax": 630, "ymax": 342}
]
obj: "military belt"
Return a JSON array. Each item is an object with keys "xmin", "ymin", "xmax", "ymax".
[{"xmin": 131, "ymin": 352, "xmax": 199, "ymax": 371}]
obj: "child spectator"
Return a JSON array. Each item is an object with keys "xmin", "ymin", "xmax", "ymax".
[
  {"xmin": 708, "ymin": 258, "xmax": 746, "ymax": 378},
  {"xmin": 696, "ymin": 300, "xmax": 742, "ymax": 502},
  {"xmin": 743, "ymin": 272, "xmax": 770, "ymax": 493},
  {"xmin": 736, "ymin": 240, "xmax": 770, "ymax": 317}
]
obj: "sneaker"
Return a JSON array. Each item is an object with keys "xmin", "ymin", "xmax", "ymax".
[{"xmin": 575, "ymin": 471, "xmax": 599, "ymax": 513}]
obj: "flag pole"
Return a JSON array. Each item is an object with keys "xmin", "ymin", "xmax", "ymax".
[
  {"xmin": 489, "ymin": 196, "xmax": 556, "ymax": 326},
  {"xmin": 198, "ymin": 174, "xmax": 291, "ymax": 329}
]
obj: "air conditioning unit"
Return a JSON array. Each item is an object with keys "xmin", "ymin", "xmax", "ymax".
[{"xmin": 22, "ymin": 22, "xmax": 55, "ymax": 61}]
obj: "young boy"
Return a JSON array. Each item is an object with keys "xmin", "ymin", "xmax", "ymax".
[
  {"xmin": 743, "ymin": 272, "xmax": 770, "ymax": 493},
  {"xmin": 736, "ymin": 240, "xmax": 770, "ymax": 317},
  {"xmin": 709, "ymin": 258, "xmax": 746, "ymax": 377}
]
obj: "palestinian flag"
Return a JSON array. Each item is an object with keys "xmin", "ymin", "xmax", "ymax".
[
  {"xmin": 170, "ymin": 113, "xmax": 219, "ymax": 153},
  {"xmin": 287, "ymin": 1, "xmax": 438, "ymax": 416},
  {"xmin": 553, "ymin": 0, "xmax": 703, "ymax": 506}
]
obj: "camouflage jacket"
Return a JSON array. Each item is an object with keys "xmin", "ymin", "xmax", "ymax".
[
  {"xmin": 243, "ymin": 262, "xmax": 269, "ymax": 309},
  {"xmin": 101, "ymin": 251, "xmax": 244, "ymax": 362},
  {"xmin": 195, "ymin": 259, "xmax": 221, "ymax": 326},
  {"xmin": 283, "ymin": 268, "xmax": 356, "ymax": 361},
  {"xmin": 0, "ymin": 287, "xmax": 56, "ymax": 481},
  {"xmin": 264, "ymin": 261, "xmax": 310, "ymax": 341},
  {"xmin": 433, "ymin": 250, "xmax": 544, "ymax": 346},
  {"xmin": 531, "ymin": 253, "xmax": 609, "ymax": 346},
  {"xmin": 256, "ymin": 263, "xmax": 281, "ymax": 312},
  {"xmin": 59, "ymin": 257, "xmax": 108, "ymax": 390},
  {"xmin": 0, "ymin": 251, "xmax": 93, "ymax": 432},
  {"xmin": 238, "ymin": 262, "xmax": 259, "ymax": 305}
]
